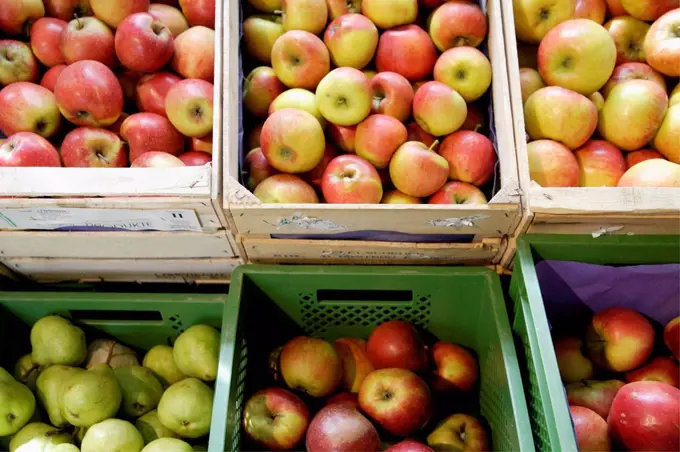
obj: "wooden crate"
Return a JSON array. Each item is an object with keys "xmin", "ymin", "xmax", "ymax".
[
  {"xmin": 0, "ymin": 0, "xmax": 242, "ymax": 280},
  {"xmin": 500, "ymin": 1, "xmax": 680, "ymax": 239},
  {"xmin": 223, "ymin": 0, "xmax": 525, "ymax": 266}
]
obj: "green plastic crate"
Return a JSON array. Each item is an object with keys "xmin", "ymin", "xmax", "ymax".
[
  {"xmin": 509, "ymin": 234, "xmax": 680, "ymax": 452},
  {"xmin": 210, "ymin": 265, "xmax": 535, "ymax": 452},
  {"xmin": 0, "ymin": 290, "xmax": 227, "ymax": 448}
]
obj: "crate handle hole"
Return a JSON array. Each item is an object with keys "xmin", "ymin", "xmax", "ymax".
[
  {"xmin": 316, "ymin": 289, "xmax": 413, "ymax": 303},
  {"xmin": 69, "ymin": 310, "xmax": 164, "ymax": 322}
]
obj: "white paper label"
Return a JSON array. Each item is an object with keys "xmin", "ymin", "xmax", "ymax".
[{"xmin": 0, "ymin": 208, "xmax": 202, "ymax": 232}]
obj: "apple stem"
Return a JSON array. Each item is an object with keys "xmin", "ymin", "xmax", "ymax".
[{"xmin": 428, "ymin": 140, "xmax": 440, "ymax": 152}]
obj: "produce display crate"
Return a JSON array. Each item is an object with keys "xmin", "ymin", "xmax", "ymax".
[
  {"xmin": 0, "ymin": 289, "xmax": 228, "ymax": 449},
  {"xmin": 0, "ymin": 0, "xmax": 241, "ymax": 283},
  {"xmin": 222, "ymin": 0, "xmax": 525, "ymax": 267},
  {"xmin": 210, "ymin": 265, "xmax": 535, "ymax": 452},
  {"xmin": 499, "ymin": 2, "xmax": 680, "ymax": 238},
  {"xmin": 508, "ymin": 234, "xmax": 680, "ymax": 451}
]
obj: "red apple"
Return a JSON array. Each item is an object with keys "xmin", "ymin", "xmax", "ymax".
[
  {"xmin": 426, "ymin": 414, "xmax": 490, "ymax": 451},
  {"xmin": 574, "ymin": 140, "xmax": 626, "ymax": 187},
  {"xmin": 390, "ymin": 141, "xmax": 449, "ymax": 197},
  {"xmin": 321, "ymin": 154, "xmax": 383, "ymax": 204},
  {"xmin": 30, "ymin": 18, "xmax": 67, "ymax": 67},
  {"xmin": 61, "ymin": 127, "xmax": 128, "ymax": 167},
  {"xmin": 554, "ymin": 336, "xmax": 596, "ymax": 384},
  {"xmin": 586, "ymin": 307, "xmax": 655, "ymax": 372},
  {"xmin": 605, "ymin": 0, "xmax": 626, "ymax": 16},
  {"xmin": 118, "ymin": 70, "xmax": 144, "ymax": 106},
  {"xmin": 431, "ymin": 341, "xmax": 478, "ymax": 392},
  {"xmin": 366, "ymin": 320, "xmax": 427, "ymax": 372},
  {"xmin": 644, "ymin": 9, "xmax": 680, "ymax": 77},
  {"xmin": 243, "ymin": 66, "xmax": 285, "ymax": 118},
  {"xmin": 664, "ymin": 316, "xmax": 680, "ymax": 360},
  {"xmin": 61, "ymin": 17, "xmax": 116, "ymax": 67},
  {"xmin": 328, "ymin": 123, "xmax": 356, "ymax": 153},
  {"xmin": 385, "ymin": 439, "xmax": 434, "ymax": 452},
  {"xmin": 406, "ymin": 122, "xmax": 435, "ymax": 146},
  {"xmin": 0, "ymin": 0, "xmax": 45, "ymax": 35},
  {"xmin": 438, "ymin": 130, "xmax": 496, "ymax": 186},
  {"xmin": 608, "ymin": 381, "xmax": 680, "ymax": 452},
  {"xmin": 254, "ymin": 174, "xmax": 319, "ymax": 203},
  {"xmin": 54, "ymin": 60, "xmax": 124, "ymax": 127},
  {"xmin": 0, "ymin": 82, "xmax": 62, "ymax": 138},
  {"xmin": 179, "ymin": 0, "xmax": 215, "ymax": 28},
  {"xmin": 107, "ymin": 112, "xmax": 129, "ymax": 136},
  {"xmin": 271, "ymin": 30, "xmax": 330, "ymax": 90},
  {"xmin": 302, "ymin": 143, "xmax": 337, "ymax": 187},
  {"xmin": 376, "ymin": 25, "xmax": 438, "ymax": 82},
  {"xmin": 164, "ymin": 78, "xmax": 214, "ymax": 137},
  {"xmin": 40, "ymin": 65, "xmax": 66, "ymax": 92},
  {"xmin": 334, "ymin": 338, "xmax": 375, "ymax": 393},
  {"xmin": 115, "ymin": 13, "xmax": 174, "ymax": 72},
  {"xmin": 280, "ymin": 336, "xmax": 342, "ymax": 398},
  {"xmin": 245, "ymin": 147, "xmax": 278, "ymax": 190},
  {"xmin": 359, "ymin": 368, "xmax": 432, "ymax": 436},
  {"xmin": 428, "ymin": 180, "xmax": 488, "ymax": 204},
  {"xmin": 172, "ymin": 25, "xmax": 214, "ymax": 81},
  {"xmin": 131, "ymin": 151, "xmax": 185, "ymax": 167},
  {"xmin": 413, "ymin": 81, "xmax": 467, "ymax": 137},
  {"xmin": 90, "ymin": 0, "xmax": 150, "ymax": 29},
  {"xmin": 574, "ymin": 0, "xmax": 606, "ymax": 24},
  {"xmin": 149, "ymin": 3, "xmax": 189, "ymax": 37},
  {"xmin": 120, "ymin": 112, "xmax": 184, "ymax": 161},
  {"xmin": 44, "ymin": 0, "xmax": 93, "ymax": 21},
  {"xmin": 306, "ymin": 404, "xmax": 381, "ymax": 452},
  {"xmin": 178, "ymin": 150, "xmax": 211, "ymax": 166},
  {"xmin": 604, "ymin": 16, "xmax": 650, "ymax": 65},
  {"xmin": 463, "ymin": 105, "xmax": 485, "ymax": 132},
  {"xmin": 566, "ymin": 379, "xmax": 625, "ymax": 419},
  {"xmin": 243, "ymin": 387, "xmax": 310, "ymax": 451},
  {"xmin": 191, "ymin": 134, "xmax": 212, "ymax": 153},
  {"xmin": 136, "ymin": 72, "xmax": 182, "ymax": 117},
  {"xmin": 603, "ymin": 62, "xmax": 667, "ymax": 98},
  {"xmin": 355, "ymin": 114, "xmax": 408, "ymax": 169},
  {"xmin": 261, "ymin": 108, "xmax": 325, "ymax": 173},
  {"xmin": 625, "ymin": 149, "xmax": 664, "ymax": 169},
  {"xmin": 428, "ymin": 0, "xmax": 487, "ymax": 52},
  {"xmin": 626, "ymin": 357, "xmax": 679, "ymax": 387},
  {"xmin": 570, "ymin": 406, "xmax": 610, "ymax": 452},
  {"xmin": 0, "ymin": 132, "xmax": 61, "ymax": 167},
  {"xmin": 0, "ymin": 40, "xmax": 39, "ymax": 85},
  {"xmin": 527, "ymin": 140, "xmax": 580, "ymax": 188},
  {"xmin": 325, "ymin": 392, "xmax": 360, "ymax": 410},
  {"xmin": 370, "ymin": 72, "xmax": 414, "ymax": 122}
]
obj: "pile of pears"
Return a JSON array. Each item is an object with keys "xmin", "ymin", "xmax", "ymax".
[{"xmin": 0, "ymin": 315, "xmax": 222, "ymax": 452}]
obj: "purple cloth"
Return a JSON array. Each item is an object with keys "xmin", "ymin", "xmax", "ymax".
[{"xmin": 536, "ymin": 261, "xmax": 680, "ymax": 333}]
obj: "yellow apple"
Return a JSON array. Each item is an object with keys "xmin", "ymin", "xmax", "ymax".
[
  {"xmin": 513, "ymin": 0, "xmax": 576, "ymax": 44},
  {"xmin": 361, "ymin": 0, "xmax": 417, "ymax": 29},
  {"xmin": 282, "ymin": 0, "xmax": 328, "ymax": 35},
  {"xmin": 433, "ymin": 46, "xmax": 491, "ymax": 102},
  {"xmin": 315, "ymin": 67, "xmax": 372, "ymax": 126},
  {"xmin": 604, "ymin": 16, "xmax": 650, "ymax": 64},
  {"xmin": 248, "ymin": 0, "xmax": 282, "ymax": 13},
  {"xmin": 519, "ymin": 68, "xmax": 545, "ymax": 103},
  {"xmin": 670, "ymin": 84, "xmax": 680, "ymax": 107},
  {"xmin": 260, "ymin": 108, "xmax": 325, "ymax": 173},
  {"xmin": 243, "ymin": 15, "xmax": 285, "ymax": 64},
  {"xmin": 643, "ymin": 9, "xmax": 680, "ymax": 77},
  {"xmin": 323, "ymin": 14, "xmax": 378, "ymax": 69},
  {"xmin": 654, "ymin": 104, "xmax": 680, "ymax": 164},
  {"xmin": 617, "ymin": 159, "xmax": 680, "ymax": 187},
  {"xmin": 269, "ymin": 88, "xmax": 326, "ymax": 128}
]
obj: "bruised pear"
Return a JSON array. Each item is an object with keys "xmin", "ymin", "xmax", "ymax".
[
  {"xmin": 8, "ymin": 422, "xmax": 74, "ymax": 452},
  {"xmin": 80, "ymin": 419, "xmax": 144, "ymax": 452},
  {"xmin": 136, "ymin": 410, "xmax": 178, "ymax": 444},
  {"xmin": 37, "ymin": 365, "xmax": 83, "ymax": 427},
  {"xmin": 172, "ymin": 325, "xmax": 220, "ymax": 382},
  {"xmin": 31, "ymin": 316, "xmax": 87, "ymax": 367},
  {"xmin": 60, "ymin": 364, "xmax": 121, "ymax": 427},
  {"xmin": 86, "ymin": 339, "xmax": 139, "ymax": 369},
  {"xmin": 157, "ymin": 378, "xmax": 213, "ymax": 439},
  {"xmin": 114, "ymin": 366, "xmax": 164, "ymax": 418},
  {"xmin": 142, "ymin": 345, "xmax": 186, "ymax": 387}
]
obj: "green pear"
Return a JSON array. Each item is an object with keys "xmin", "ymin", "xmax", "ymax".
[
  {"xmin": 8, "ymin": 422, "xmax": 74, "ymax": 452},
  {"xmin": 31, "ymin": 316, "xmax": 87, "ymax": 367},
  {"xmin": 61, "ymin": 364, "xmax": 121, "ymax": 427},
  {"xmin": 142, "ymin": 346, "xmax": 186, "ymax": 387},
  {"xmin": 114, "ymin": 366, "xmax": 164, "ymax": 418},
  {"xmin": 53, "ymin": 445, "xmax": 81, "ymax": 452},
  {"xmin": 0, "ymin": 367, "xmax": 36, "ymax": 436},
  {"xmin": 81, "ymin": 419, "xmax": 144, "ymax": 452},
  {"xmin": 172, "ymin": 325, "xmax": 220, "ymax": 382},
  {"xmin": 13, "ymin": 354, "xmax": 41, "ymax": 392},
  {"xmin": 141, "ymin": 438, "xmax": 193, "ymax": 452},
  {"xmin": 135, "ymin": 410, "xmax": 178, "ymax": 444},
  {"xmin": 157, "ymin": 378, "xmax": 213, "ymax": 439},
  {"xmin": 37, "ymin": 365, "xmax": 84, "ymax": 427}
]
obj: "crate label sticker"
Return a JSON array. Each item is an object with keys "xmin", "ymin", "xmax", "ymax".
[
  {"xmin": 427, "ymin": 215, "xmax": 490, "ymax": 229},
  {"xmin": 0, "ymin": 208, "xmax": 202, "ymax": 232},
  {"xmin": 271, "ymin": 213, "xmax": 347, "ymax": 231}
]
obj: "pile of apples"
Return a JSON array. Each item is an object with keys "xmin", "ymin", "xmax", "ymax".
[
  {"xmin": 241, "ymin": 0, "xmax": 498, "ymax": 205},
  {"xmin": 242, "ymin": 320, "xmax": 492, "ymax": 451},
  {"xmin": 554, "ymin": 308, "xmax": 680, "ymax": 451},
  {"xmin": 514, "ymin": 0, "xmax": 680, "ymax": 188},
  {"xmin": 0, "ymin": 0, "xmax": 215, "ymax": 169}
]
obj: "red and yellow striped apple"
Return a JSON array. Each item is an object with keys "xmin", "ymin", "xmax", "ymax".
[
  {"xmin": 261, "ymin": 108, "xmax": 325, "ymax": 173},
  {"xmin": 574, "ymin": 140, "xmax": 626, "ymax": 187},
  {"xmin": 390, "ymin": 141, "xmax": 449, "ymax": 197},
  {"xmin": 527, "ymin": 140, "xmax": 580, "ymax": 187},
  {"xmin": 438, "ymin": 130, "xmax": 496, "ymax": 186},
  {"xmin": 60, "ymin": 127, "xmax": 128, "ymax": 168},
  {"xmin": 429, "ymin": 181, "xmax": 487, "ymax": 204},
  {"xmin": 355, "ymin": 114, "xmax": 408, "ymax": 169},
  {"xmin": 254, "ymin": 174, "xmax": 318, "ymax": 203},
  {"xmin": 321, "ymin": 154, "xmax": 383, "ymax": 203}
]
